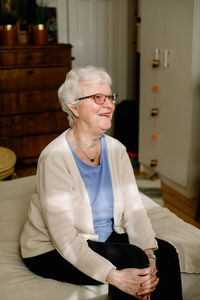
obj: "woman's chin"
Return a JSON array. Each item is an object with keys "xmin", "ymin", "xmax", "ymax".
[
  {"xmin": 99, "ymin": 124, "xmax": 111, "ymax": 134},
  {"xmin": 101, "ymin": 118, "xmax": 112, "ymax": 127}
]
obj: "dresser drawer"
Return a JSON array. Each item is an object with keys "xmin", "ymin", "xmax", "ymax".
[
  {"xmin": 0, "ymin": 44, "xmax": 71, "ymax": 163},
  {"xmin": 0, "ymin": 66, "xmax": 69, "ymax": 91},
  {"xmin": 0, "ymin": 111, "xmax": 68, "ymax": 137},
  {"xmin": 0, "ymin": 44, "xmax": 72, "ymax": 67},
  {"xmin": 1, "ymin": 133, "xmax": 61, "ymax": 161},
  {"xmin": 0, "ymin": 90, "xmax": 61, "ymax": 115}
]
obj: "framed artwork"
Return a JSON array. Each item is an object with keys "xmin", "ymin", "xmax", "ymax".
[
  {"xmin": 46, "ymin": 5, "xmax": 57, "ymax": 42},
  {"xmin": 40, "ymin": 0, "xmax": 68, "ymax": 43}
]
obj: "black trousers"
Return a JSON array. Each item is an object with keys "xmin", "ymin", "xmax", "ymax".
[{"xmin": 23, "ymin": 232, "xmax": 183, "ymax": 300}]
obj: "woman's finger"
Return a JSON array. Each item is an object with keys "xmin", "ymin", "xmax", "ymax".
[
  {"xmin": 137, "ymin": 278, "xmax": 159, "ymax": 296},
  {"xmin": 140, "ymin": 268, "xmax": 158, "ymax": 287}
]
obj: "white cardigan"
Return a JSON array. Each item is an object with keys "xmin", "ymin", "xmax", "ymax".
[{"xmin": 20, "ymin": 131, "xmax": 158, "ymax": 283}]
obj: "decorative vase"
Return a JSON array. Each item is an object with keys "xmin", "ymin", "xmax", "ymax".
[
  {"xmin": 17, "ymin": 23, "xmax": 31, "ymax": 45},
  {"xmin": 18, "ymin": 30, "xmax": 31, "ymax": 44},
  {"xmin": 33, "ymin": 24, "xmax": 48, "ymax": 44},
  {"xmin": 1, "ymin": 25, "xmax": 17, "ymax": 45}
]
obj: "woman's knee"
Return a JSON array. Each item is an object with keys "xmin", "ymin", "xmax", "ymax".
[
  {"xmin": 88, "ymin": 239, "xmax": 149, "ymax": 270},
  {"xmin": 123, "ymin": 244, "xmax": 149, "ymax": 269},
  {"xmin": 156, "ymin": 239, "xmax": 178, "ymax": 255},
  {"xmin": 156, "ymin": 239, "xmax": 180, "ymax": 267}
]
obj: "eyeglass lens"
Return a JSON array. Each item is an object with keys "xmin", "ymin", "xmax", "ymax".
[{"xmin": 94, "ymin": 94, "xmax": 116, "ymax": 104}]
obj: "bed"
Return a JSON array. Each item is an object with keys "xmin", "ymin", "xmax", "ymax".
[{"xmin": 0, "ymin": 175, "xmax": 200, "ymax": 300}]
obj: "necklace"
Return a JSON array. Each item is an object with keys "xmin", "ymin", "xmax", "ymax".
[{"xmin": 72, "ymin": 129, "xmax": 99, "ymax": 163}]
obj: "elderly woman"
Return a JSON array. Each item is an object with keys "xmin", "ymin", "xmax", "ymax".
[{"xmin": 20, "ymin": 66, "xmax": 182, "ymax": 300}]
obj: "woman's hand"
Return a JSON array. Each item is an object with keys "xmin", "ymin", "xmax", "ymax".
[
  {"xmin": 136, "ymin": 251, "xmax": 159, "ymax": 299},
  {"xmin": 106, "ymin": 267, "xmax": 158, "ymax": 299},
  {"xmin": 136, "ymin": 262, "xmax": 158, "ymax": 299}
]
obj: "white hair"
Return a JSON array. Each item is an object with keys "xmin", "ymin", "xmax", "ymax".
[{"xmin": 58, "ymin": 65, "xmax": 112, "ymax": 127}]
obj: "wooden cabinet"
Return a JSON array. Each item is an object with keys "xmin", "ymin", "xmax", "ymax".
[{"xmin": 0, "ymin": 44, "xmax": 72, "ymax": 163}]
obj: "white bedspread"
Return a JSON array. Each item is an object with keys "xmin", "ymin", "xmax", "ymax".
[
  {"xmin": 0, "ymin": 176, "xmax": 200, "ymax": 300},
  {"xmin": 141, "ymin": 193, "xmax": 200, "ymax": 274}
]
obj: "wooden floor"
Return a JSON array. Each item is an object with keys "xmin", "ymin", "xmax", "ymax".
[{"xmin": 162, "ymin": 183, "xmax": 200, "ymax": 229}]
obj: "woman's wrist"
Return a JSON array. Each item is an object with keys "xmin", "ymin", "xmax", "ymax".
[
  {"xmin": 147, "ymin": 253, "xmax": 157, "ymax": 261},
  {"xmin": 144, "ymin": 248, "xmax": 154, "ymax": 255},
  {"xmin": 144, "ymin": 248, "xmax": 156, "ymax": 261}
]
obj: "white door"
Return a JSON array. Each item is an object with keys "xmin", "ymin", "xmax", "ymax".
[
  {"xmin": 67, "ymin": 0, "xmax": 129, "ymax": 103},
  {"xmin": 139, "ymin": 0, "xmax": 200, "ymax": 197}
]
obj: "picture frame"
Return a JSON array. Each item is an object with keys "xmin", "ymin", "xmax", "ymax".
[{"xmin": 41, "ymin": 0, "xmax": 68, "ymax": 43}]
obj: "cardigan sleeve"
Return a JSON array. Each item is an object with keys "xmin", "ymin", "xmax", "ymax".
[
  {"xmin": 119, "ymin": 149, "xmax": 158, "ymax": 250},
  {"xmin": 36, "ymin": 149, "xmax": 115, "ymax": 283}
]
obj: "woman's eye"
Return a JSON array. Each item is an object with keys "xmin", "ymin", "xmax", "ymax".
[{"xmin": 108, "ymin": 95, "xmax": 114, "ymax": 100}]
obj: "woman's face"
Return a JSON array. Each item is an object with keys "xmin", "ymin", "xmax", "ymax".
[{"xmin": 73, "ymin": 81, "xmax": 115, "ymax": 135}]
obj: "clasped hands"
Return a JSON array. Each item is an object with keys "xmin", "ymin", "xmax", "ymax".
[{"xmin": 106, "ymin": 258, "xmax": 158, "ymax": 300}]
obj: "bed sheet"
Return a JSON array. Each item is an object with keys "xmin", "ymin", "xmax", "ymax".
[{"xmin": 0, "ymin": 176, "xmax": 200, "ymax": 300}]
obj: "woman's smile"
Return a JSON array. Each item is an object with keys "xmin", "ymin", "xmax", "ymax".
[{"xmin": 98, "ymin": 112, "xmax": 112, "ymax": 118}]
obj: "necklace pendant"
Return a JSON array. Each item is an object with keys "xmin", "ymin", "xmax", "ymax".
[{"xmin": 72, "ymin": 129, "xmax": 98, "ymax": 163}]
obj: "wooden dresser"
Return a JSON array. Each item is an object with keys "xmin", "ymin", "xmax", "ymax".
[{"xmin": 0, "ymin": 43, "xmax": 72, "ymax": 164}]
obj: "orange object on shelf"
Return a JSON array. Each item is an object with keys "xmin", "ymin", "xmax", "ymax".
[
  {"xmin": 1, "ymin": 25, "xmax": 17, "ymax": 45},
  {"xmin": 152, "ymin": 85, "xmax": 159, "ymax": 93},
  {"xmin": 33, "ymin": 24, "xmax": 48, "ymax": 45}
]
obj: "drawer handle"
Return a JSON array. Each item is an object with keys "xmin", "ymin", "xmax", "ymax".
[
  {"xmin": 27, "ymin": 70, "xmax": 34, "ymax": 75},
  {"xmin": 26, "ymin": 93, "xmax": 35, "ymax": 98},
  {"xmin": 25, "ymin": 55, "xmax": 32, "ymax": 60}
]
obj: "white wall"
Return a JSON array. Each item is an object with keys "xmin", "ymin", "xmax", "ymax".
[{"xmin": 45, "ymin": 0, "xmax": 137, "ymax": 103}]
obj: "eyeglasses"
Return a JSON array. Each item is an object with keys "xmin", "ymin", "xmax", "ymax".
[{"xmin": 76, "ymin": 93, "xmax": 117, "ymax": 105}]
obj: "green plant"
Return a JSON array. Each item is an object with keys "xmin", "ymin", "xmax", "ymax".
[
  {"xmin": 35, "ymin": 1, "xmax": 48, "ymax": 25},
  {"xmin": 0, "ymin": 9, "xmax": 18, "ymax": 26}
]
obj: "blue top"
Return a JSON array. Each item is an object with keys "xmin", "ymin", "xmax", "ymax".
[{"xmin": 66, "ymin": 135, "xmax": 114, "ymax": 242}]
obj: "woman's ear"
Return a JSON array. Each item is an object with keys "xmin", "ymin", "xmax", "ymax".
[{"xmin": 67, "ymin": 102, "xmax": 79, "ymax": 117}]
